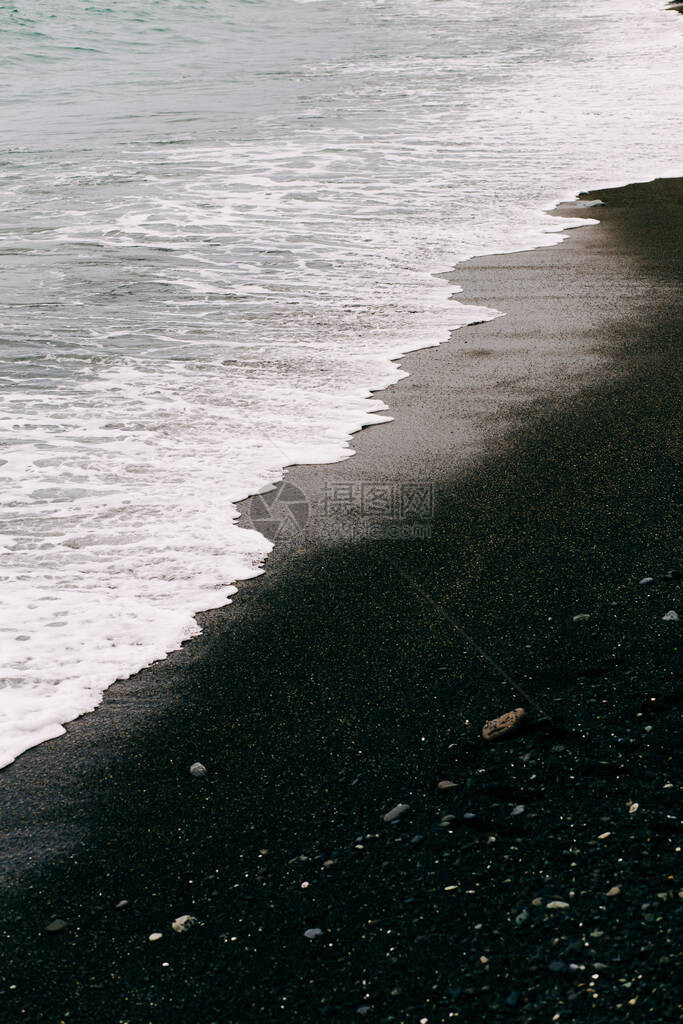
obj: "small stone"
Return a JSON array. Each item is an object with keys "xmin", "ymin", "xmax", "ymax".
[
  {"xmin": 115, "ymin": 900, "xmax": 129, "ymax": 909},
  {"xmin": 511, "ymin": 804, "xmax": 525, "ymax": 816},
  {"xmin": 437, "ymin": 780, "xmax": 457, "ymax": 792},
  {"xmin": 606, "ymin": 886, "xmax": 621, "ymax": 897},
  {"xmin": 572, "ymin": 613, "xmax": 590, "ymax": 622},
  {"xmin": 304, "ymin": 928, "xmax": 323, "ymax": 939},
  {"xmin": 172, "ymin": 914, "xmax": 198, "ymax": 933},
  {"xmin": 598, "ymin": 832, "xmax": 611, "ymax": 840},
  {"xmin": 189, "ymin": 762, "xmax": 207, "ymax": 777},
  {"xmin": 505, "ymin": 991, "xmax": 521, "ymax": 1008},
  {"xmin": 515, "ymin": 909, "xmax": 529, "ymax": 925},
  {"xmin": 481, "ymin": 707, "xmax": 527, "ymax": 742},
  {"xmin": 383, "ymin": 803, "xmax": 409, "ymax": 824},
  {"xmin": 531, "ymin": 897, "xmax": 543, "ymax": 907},
  {"xmin": 639, "ymin": 577, "xmax": 654, "ymax": 585},
  {"xmin": 546, "ymin": 901, "xmax": 570, "ymax": 910},
  {"xmin": 549, "ymin": 961, "xmax": 567, "ymax": 973},
  {"xmin": 149, "ymin": 932, "xmax": 163, "ymax": 942},
  {"xmin": 662, "ymin": 569, "xmax": 681, "ymax": 581},
  {"xmin": 662, "ymin": 610, "xmax": 679, "ymax": 621},
  {"xmin": 629, "ymin": 802, "xmax": 639, "ymax": 814},
  {"xmin": 44, "ymin": 919, "xmax": 68, "ymax": 934}
]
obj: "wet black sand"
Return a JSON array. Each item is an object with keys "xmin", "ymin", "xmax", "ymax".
[{"xmin": 0, "ymin": 179, "xmax": 681, "ymax": 1023}]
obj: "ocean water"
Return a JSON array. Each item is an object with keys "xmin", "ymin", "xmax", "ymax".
[{"xmin": 0, "ymin": 0, "xmax": 681, "ymax": 768}]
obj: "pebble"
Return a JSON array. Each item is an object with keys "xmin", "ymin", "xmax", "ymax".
[
  {"xmin": 481, "ymin": 707, "xmax": 527, "ymax": 742},
  {"xmin": 515, "ymin": 909, "xmax": 529, "ymax": 926},
  {"xmin": 149, "ymin": 933, "xmax": 163, "ymax": 942},
  {"xmin": 549, "ymin": 961, "xmax": 567, "ymax": 973},
  {"xmin": 662, "ymin": 610, "xmax": 679, "ymax": 621},
  {"xmin": 172, "ymin": 914, "xmax": 198, "ymax": 933},
  {"xmin": 546, "ymin": 901, "xmax": 570, "ymax": 910},
  {"xmin": 44, "ymin": 919, "xmax": 68, "ymax": 934},
  {"xmin": 662, "ymin": 569, "xmax": 681, "ymax": 580},
  {"xmin": 115, "ymin": 900, "xmax": 129, "ymax": 909},
  {"xmin": 572, "ymin": 613, "xmax": 590, "ymax": 622},
  {"xmin": 629, "ymin": 802, "xmax": 639, "ymax": 814},
  {"xmin": 505, "ymin": 991, "xmax": 521, "ymax": 1008},
  {"xmin": 639, "ymin": 577, "xmax": 654, "ymax": 585},
  {"xmin": 383, "ymin": 803, "xmax": 409, "ymax": 823},
  {"xmin": 437, "ymin": 780, "xmax": 457, "ymax": 792},
  {"xmin": 606, "ymin": 886, "xmax": 621, "ymax": 897},
  {"xmin": 189, "ymin": 762, "xmax": 207, "ymax": 778},
  {"xmin": 304, "ymin": 928, "xmax": 323, "ymax": 939},
  {"xmin": 510, "ymin": 804, "xmax": 525, "ymax": 816}
]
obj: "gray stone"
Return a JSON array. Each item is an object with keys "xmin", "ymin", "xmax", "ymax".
[
  {"xmin": 44, "ymin": 919, "xmax": 68, "ymax": 934},
  {"xmin": 662, "ymin": 610, "xmax": 679, "ymax": 621},
  {"xmin": 189, "ymin": 762, "xmax": 207, "ymax": 777},
  {"xmin": 383, "ymin": 803, "xmax": 409, "ymax": 824}
]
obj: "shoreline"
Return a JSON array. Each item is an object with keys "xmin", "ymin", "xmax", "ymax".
[
  {"xmin": 0, "ymin": 178, "xmax": 680, "ymax": 1023},
  {"xmin": 3, "ymin": 169, "xmax": 675, "ymax": 777}
]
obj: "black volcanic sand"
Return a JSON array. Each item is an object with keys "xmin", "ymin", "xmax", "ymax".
[{"xmin": 0, "ymin": 179, "xmax": 681, "ymax": 1024}]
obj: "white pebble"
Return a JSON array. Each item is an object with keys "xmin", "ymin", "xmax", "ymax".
[
  {"xmin": 304, "ymin": 928, "xmax": 323, "ymax": 940},
  {"xmin": 172, "ymin": 914, "xmax": 198, "ymax": 933},
  {"xmin": 546, "ymin": 901, "xmax": 570, "ymax": 910},
  {"xmin": 662, "ymin": 610, "xmax": 679, "ymax": 622},
  {"xmin": 572, "ymin": 613, "xmax": 590, "ymax": 622},
  {"xmin": 189, "ymin": 762, "xmax": 207, "ymax": 777},
  {"xmin": 383, "ymin": 803, "xmax": 409, "ymax": 824},
  {"xmin": 638, "ymin": 577, "xmax": 654, "ymax": 585},
  {"xmin": 149, "ymin": 932, "xmax": 163, "ymax": 942}
]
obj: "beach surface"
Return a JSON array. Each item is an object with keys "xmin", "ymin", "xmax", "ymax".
[{"xmin": 0, "ymin": 178, "xmax": 680, "ymax": 1023}]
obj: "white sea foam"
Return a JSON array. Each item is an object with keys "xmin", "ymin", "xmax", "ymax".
[{"xmin": 0, "ymin": 0, "xmax": 681, "ymax": 767}]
